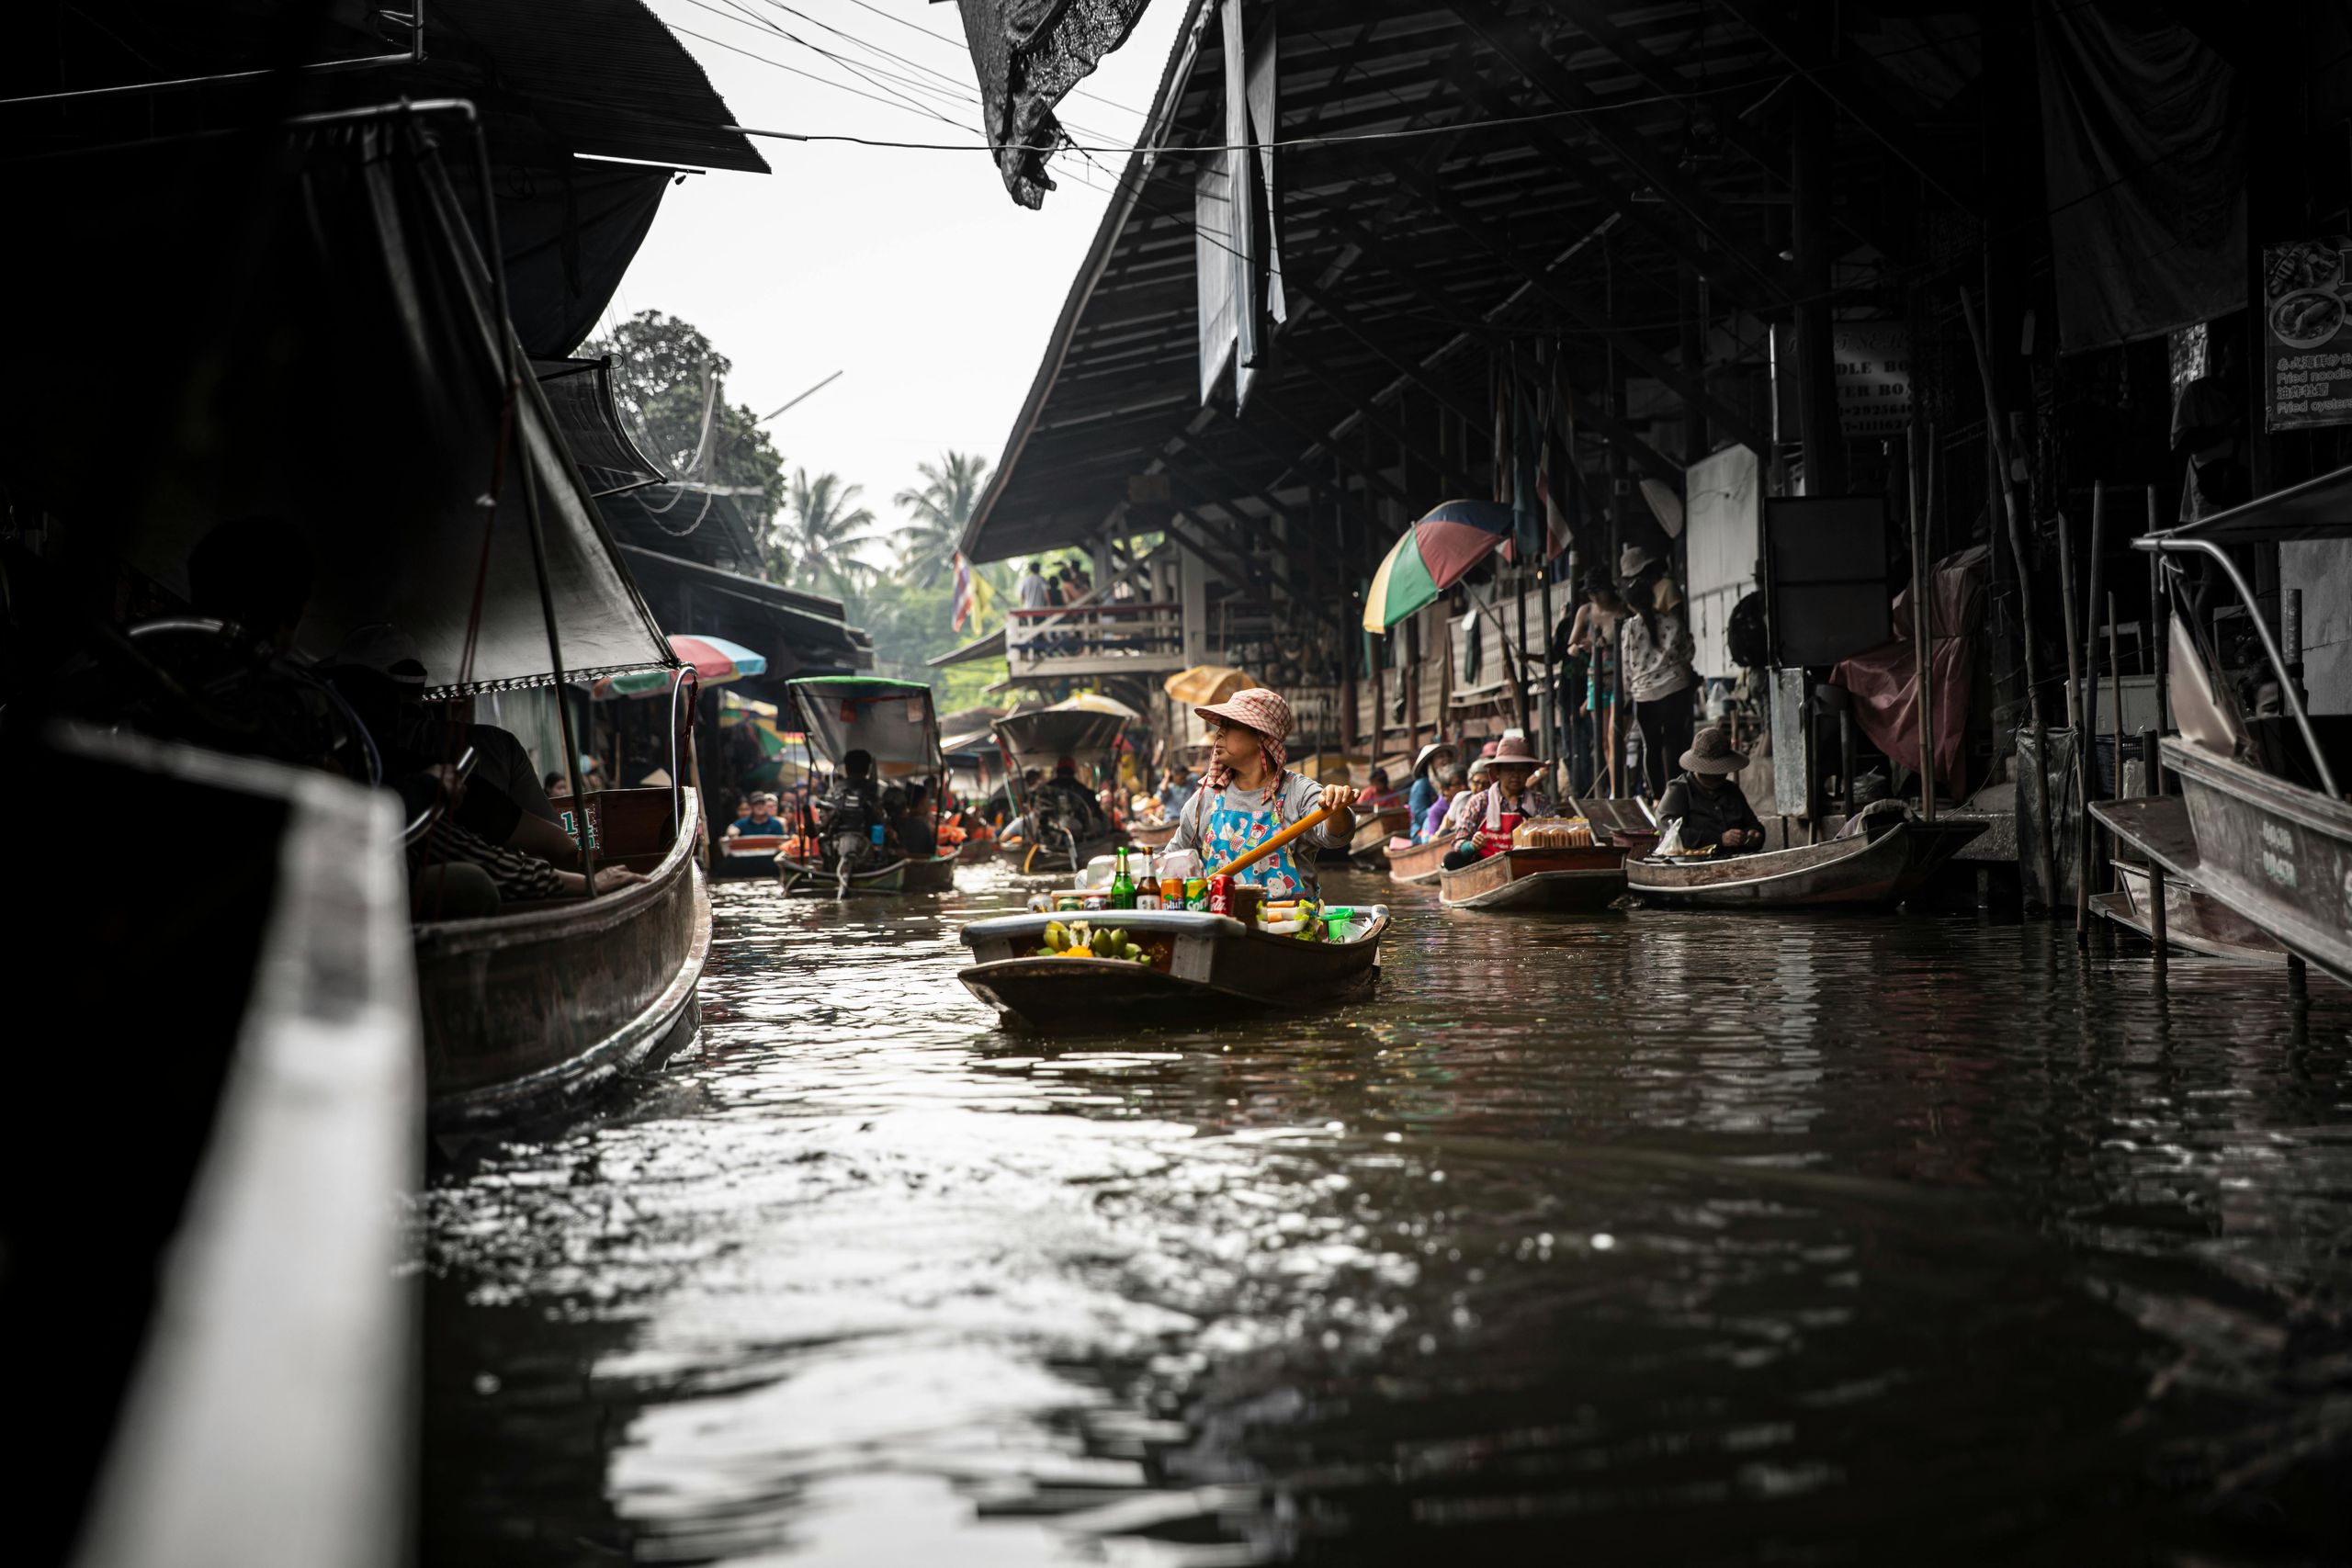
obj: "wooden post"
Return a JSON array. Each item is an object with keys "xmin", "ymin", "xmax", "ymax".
[
  {"xmin": 2147, "ymin": 487, "xmax": 2167, "ymax": 733},
  {"xmin": 1961, "ymin": 286, "xmax": 2054, "ymax": 908},
  {"xmin": 1907, "ymin": 420, "xmax": 1934, "ymax": 820}
]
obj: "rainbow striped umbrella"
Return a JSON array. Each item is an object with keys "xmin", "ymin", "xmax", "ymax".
[
  {"xmin": 594, "ymin": 633, "xmax": 767, "ymax": 697},
  {"xmin": 1362, "ymin": 500, "xmax": 1515, "ymax": 632}
]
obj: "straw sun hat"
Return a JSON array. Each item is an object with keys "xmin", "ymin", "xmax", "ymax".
[{"xmin": 1679, "ymin": 727, "xmax": 1749, "ymax": 774}]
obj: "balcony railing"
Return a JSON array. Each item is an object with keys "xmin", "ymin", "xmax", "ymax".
[{"xmin": 1006, "ymin": 601, "xmax": 1185, "ymax": 674}]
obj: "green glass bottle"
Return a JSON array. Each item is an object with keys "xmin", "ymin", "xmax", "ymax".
[{"xmin": 1109, "ymin": 846, "xmax": 1136, "ymax": 909}]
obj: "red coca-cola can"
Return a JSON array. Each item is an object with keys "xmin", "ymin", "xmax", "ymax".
[{"xmin": 1206, "ymin": 874, "xmax": 1236, "ymax": 916}]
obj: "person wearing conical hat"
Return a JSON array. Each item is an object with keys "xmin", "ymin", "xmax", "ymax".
[
  {"xmin": 1161, "ymin": 687, "xmax": 1358, "ymax": 901},
  {"xmin": 1439, "ymin": 729, "xmax": 1553, "ymax": 869},
  {"xmin": 1405, "ymin": 739, "xmax": 1456, "ymax": 840},
  {"xmin": 1658, "ymin": 727, "xmax": 1764, "ymax": 852}
]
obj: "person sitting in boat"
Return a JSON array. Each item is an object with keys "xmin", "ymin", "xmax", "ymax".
[
  {"xmin": 814, "ymin": 750, "xmax": 887, "ymax": 859},
  {"xmin": 1440, "ymin": 732, "xmax": 1552, "ymax": 870},
  {"xmin": 1361, "ymin": 766, "xmax": 1403, "ymax": 811},
  {"xmin": 727, "ymin": 793, "xmax": 784, "ymax": 838},
  {"xmin": 1419, "ymin": 763, "xmax": 1468, "ymax": 841},
  {"xmin": 1034, "ymin": 755, "xmax": 1107, "ymax": 834},
  {"xmin": 1657, "ymin": 727, "xmax": 1765, "ymax": 852},
  {"xmin": 1406, "ymin": 742, "xmax": 1456, "ymax": 837},
  {"xmin": 1160, "ymin": 687, "xmax": 1358, "ymax": 902},
  {"xmin": 894, "ymin": 783, "xmax": 939, "ymax": 857},
  {"xmin": 545, "ymin": 772, "xmax": 571, "ymax": 800}
]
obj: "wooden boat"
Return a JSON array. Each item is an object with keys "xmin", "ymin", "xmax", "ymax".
[
  {"xmin": 2149, "ymin": 739, "xmax": 2350, "ymax": 983},
  {"xmin": 1439, "ymin": 843, "xmax": 1628, "ymax": 910},
  {"xmin": 902, "ymin": 850, "xmax": 960, "ymax": 892},
  {"xmin": 2132, "ymin": 469, "xmax": 2352, "ymax": 984},
  {"xmin": 2083, "ymin": 798, "xmax": 2287, "ymax": 964},
  {"xmin": 956, "ymin": 835, "xmax": 998, "ymax": 863},
  {"xmin": 1386, "ymin": 836, "xmax": 1450, "ymax": 885},
  {"xmin": 778, "ymin": 853, "xmax": 910, "ymax": 895},
  {"xmin": 1350, "ymin": 805, "xmax": 1413, "ymax": 863},
  {"xmin": 1004, "ymin": 829, "xmax": 1122, "ymax": 877},
  {"xmin": 958, "ymin": 906, "xmax": 1389, "ymax": 1029},
  {"xmin": 711, "ymin": 830, "xmax": 784, "ymax": 878},
  {"xmin": 24, "ymin": 726, "xmax": 417, "ymax": 1568},
  {"xmin": 1128, "ymin": 818, "xmax": 1180, "ymax": 850},
  {"xmin": 416, "ymin": 785, "xmax": 712, "ymax": 1128},
  {"xmin": 1626, "ymin": 814, "xmax": 1984, "ymax": 908}
]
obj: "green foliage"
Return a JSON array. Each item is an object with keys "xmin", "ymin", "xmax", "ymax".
[
  {"xmin": 580, "ymin": 310, "xmax": 786, "ymax": 534},
  {"xmin": 774, "ymin": 468, "xmax": 881, "ymax": 595},
  {"xmin": 891, "ymin": 450, "xmax": 989, "ymax": 589}
]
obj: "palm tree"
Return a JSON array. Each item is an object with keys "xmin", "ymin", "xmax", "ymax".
[
  {"xmin": 772, "ymin": 468, "xmax": 879, "ymax": 595},
  {"xmin": 891, "ymin": 450, "xmax": 989, "ymax": 588}
]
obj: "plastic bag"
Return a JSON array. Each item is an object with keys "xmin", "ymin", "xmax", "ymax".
[
  {"xmin": 1158, "ymin": 849, "xmax": 1202, "ymax": 880},
  {"xmin": 1655, "ymin": 818, "xmax": 1685, "ymax": 856}
]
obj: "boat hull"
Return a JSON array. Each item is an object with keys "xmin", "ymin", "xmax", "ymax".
[
  {"xmin": 1127, "ymin": 820, "xmax": 1178, "ymax": 850},
  {"xmin": 1386, "ymin": 837, "xmax": 1449, "ymax": 885},
  {"xmin": 1350, "ymin": 806, "xmax": 1413, "ymax": 862},
  {"xmin": 902, "ymin": 852, "xmax": 960, "ymax": 892},
  {"xmin": 2095, "ymin": 862, "xmax": 2287, "ymax": 964},
  {"xmin": 1003, "ymin": 832, "xmax": 1121, "ymax": 877},
  {"xmin": 956, "ymin": 837, "xmax": 996, "ymax": 863},
  {"xmin": 710, "ymin": 833, "xmax": 783, "ymax": 878},
  {"xmin": 1626, "ymin": 818, "xmax": 1983, "ymax": 908},
  {"xmin": 415, "ymin": 790, "xmax": 711, "ymax": 1129},
  {"xmin": 2163, "ymin": 739, "xmax": 2352, "ymax": 985},
  {"xmin": 958, "ymin": 907, "xmax": 1387, "ymax": 1028},
  {"xmin": 1439, "ymin": 845, "xmax": 1627, "ymax": 910},
  {"xmin": 778, "ymin": 855, "xmax": 910, "ymax": 895}
]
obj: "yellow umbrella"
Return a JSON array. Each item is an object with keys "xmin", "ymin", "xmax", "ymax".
[
  {"xmin": 1161, "ymin": 665, "xmax": 1255, "ymax": 706},
  {"xmin": 1049, "ymin": 691, "xmax": 1141, "ymax": 720}
]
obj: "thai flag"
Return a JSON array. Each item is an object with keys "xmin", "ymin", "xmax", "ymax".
[{"xmin": 951, "ymin": 552, "xmax": 976, "ymax": 631}]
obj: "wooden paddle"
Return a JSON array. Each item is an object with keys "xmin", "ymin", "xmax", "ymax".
[{"xmin": 1210, "ymin": 805, "xmax": 1340, "ymax": 879}]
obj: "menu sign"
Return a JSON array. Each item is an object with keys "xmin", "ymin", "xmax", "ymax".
[
  {"xmin": 1832, "ymin": 321, "xmax": 1912, "ymax": 437},
  {"xmin": 2263, "ymin": 236, "xmax": 2352, "ymax": 431}
]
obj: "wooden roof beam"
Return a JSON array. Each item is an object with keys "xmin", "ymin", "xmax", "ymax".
[
  {"xmin": 1448, "ymin": 0, "xmax": 1792, "ymax": 303},
  {"xmin": 1283, "ymin": 339, "xmax": 1480, "ymax": 498}
]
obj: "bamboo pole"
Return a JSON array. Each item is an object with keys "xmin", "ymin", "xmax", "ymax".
[
  {"xmin": 2080, "ymin": 483, "xmax": 2109, "ymax": 944},
  {"xmin": 1961, "ymin": 287, "xmax": 2055, "ymax": 907},
  {"xmin": 1907, "ymin": 421, "xmax": 1933, "ymax": 820}
]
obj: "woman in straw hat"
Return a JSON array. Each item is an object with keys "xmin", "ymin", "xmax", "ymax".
[
  {"xmin": 1162, "ymin": 687, "xmax": 1359, "ymax": 901},
  {"xmin": 1658, "ymin": 727, "xmax": 1764, "ymax": 852},
  {"xmin": 1439, "ymin": 729, "xmax": 1553, "ymax": 869}
]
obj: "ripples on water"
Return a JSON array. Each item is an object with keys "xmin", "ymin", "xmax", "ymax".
[{"xmin": 417, "ymin": 867, "xmax": 2352, "ymax": 1565}]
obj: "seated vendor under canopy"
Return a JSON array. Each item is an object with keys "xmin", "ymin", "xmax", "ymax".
[
  {"xmin": 1441, "ymin": 730, "xmax": 1551, "ymax": 869},
  {"xmin": 1658, "ymin": 727, "xmax": 1765, "ymax": 852}
]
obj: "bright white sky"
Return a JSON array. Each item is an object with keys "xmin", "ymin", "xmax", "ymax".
[{"xmin": 609, "ymin": 0, "xmax": 1195, "ymax": 557}]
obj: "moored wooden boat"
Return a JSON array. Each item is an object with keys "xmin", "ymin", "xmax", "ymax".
[
  {"xmin": 1626, "ymin": 815, "xmax": 1983, "ymax": 908},
  {"xmin": 711, "ymin": 831, "xmax": 784, "ymax": 878},
  {"xmin": 1386, "ymin": 836, "xmax": 1449, "ymax": 885},
  {"xmin": 1004, "ymin": 829, "xmax": 1122, "ymax": 877},
  {"xmin": 416, "ymin": 786, "xmax": 712, "ymax": 1129},
  {"xmin": 2093, "ymin": 860, "xmax": 2287, "ymax": 964},
  {"xmin": 1440, "ymin": 843, "xmax": 1628, "ymax": 910},
  {"xmin": 2152, "ymin": 739, "xmax": 2351, "ymax": 984},
  {"xmin": 1350, "ymin": 805, "xmax": 1413, "ymax": 863},
  {"xmin": 902, "ymin": 850, "xmax": 960, "ymax": 892},
  {"xmin": 956, "ymin": 835, "xmax": 998, "ymax": 863},
  {"xmin": 778, "ymin": 854, "xmax": 910, "ymax": 895},
  {"xmin": 957, "ymin": 906, "xmax": 1388, "ymax": 1028}
]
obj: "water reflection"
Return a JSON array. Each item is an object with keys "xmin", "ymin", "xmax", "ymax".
[{"xmin": 419, "ymin": 867, "xmax": 2352, "ymax": 1564}]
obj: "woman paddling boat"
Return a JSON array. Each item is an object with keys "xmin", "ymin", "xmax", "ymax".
[{"xmin": 1159, "ymin": 686, "xmax": 1360, "ymax": 900}]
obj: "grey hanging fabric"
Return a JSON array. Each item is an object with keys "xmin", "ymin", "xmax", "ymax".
[
  {"xmin": 954, "ymin": 0, "xmax": 1153, "ymax": 208},
  {"xmin": 2036, "ymin": 3, "xmax": 2245, "ymax": 352}
]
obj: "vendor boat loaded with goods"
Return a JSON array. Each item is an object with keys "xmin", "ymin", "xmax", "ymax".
[{"xmin": 961, "ymin": 686, "xmax": 1385, "ymax": 1027}]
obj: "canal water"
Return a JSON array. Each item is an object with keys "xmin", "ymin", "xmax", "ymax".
[{"xmin": 418, "ymin": 868, "xmax": 2352, "ymax": 1565}]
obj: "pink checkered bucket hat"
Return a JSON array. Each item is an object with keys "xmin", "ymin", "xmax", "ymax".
[{"xmin": 1194, "ymin": 687, "xmax": 1294, "ymax": 742}]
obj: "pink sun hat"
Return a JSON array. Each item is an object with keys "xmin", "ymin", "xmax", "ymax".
[{"xmin": 1194, "ymin": 686, "xmax": 1294, "ymax": 741}]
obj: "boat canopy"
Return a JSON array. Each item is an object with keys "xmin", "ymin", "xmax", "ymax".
[
  {"xmin": 2141, "ymin": 460, "xmax": 2352, "ymax": 546},
  {"xmin": 992, "ymin": 707, "xmax": 1128, "ymax": 770},
  {"xmin": 788, "ymin": 677, "xmax": 943, "ymax": 772},
  {"xmin": 5, "ymin": 112, "xmax": 673, "ymax": 697},
  {"xmin": 533, "ymin": 357, "xmax": 667, "ymax": 498}
]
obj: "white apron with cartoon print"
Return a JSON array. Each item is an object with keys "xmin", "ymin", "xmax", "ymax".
[{"xmin": 1192, "ymin": 779, "xmax": 1317, "ymax": 902}]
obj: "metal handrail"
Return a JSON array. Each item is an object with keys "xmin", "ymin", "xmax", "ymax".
[
  {"xmin": 125, "ymin": 615, "xmax": 235, "ymax": 639},
  {"xmin": 665, "ymin": 665, "xmax": 698, "ymax": 838},
  {"xmin": 2133, "ymin": 535, "xmax": 2339, "ymax": 801}
]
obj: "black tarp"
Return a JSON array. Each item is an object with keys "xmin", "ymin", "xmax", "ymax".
[
  {"xmin": 0, "ymin": 111, "xmax": 673, "ymax": 692},
  {"xmin": 536, "ymin": 356, "xmax": 668, "ymax": 496},
  {"xmin": 482, "ymin": 157, "xmax": 673, "ymax": 356},
  {"xmin": 2037, "ymin": 3, "xmax": 2246, "ymax": 352},
  {"xmin": 953, "ymin": 0, "xmax": 1153, "ymax": 208}
]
